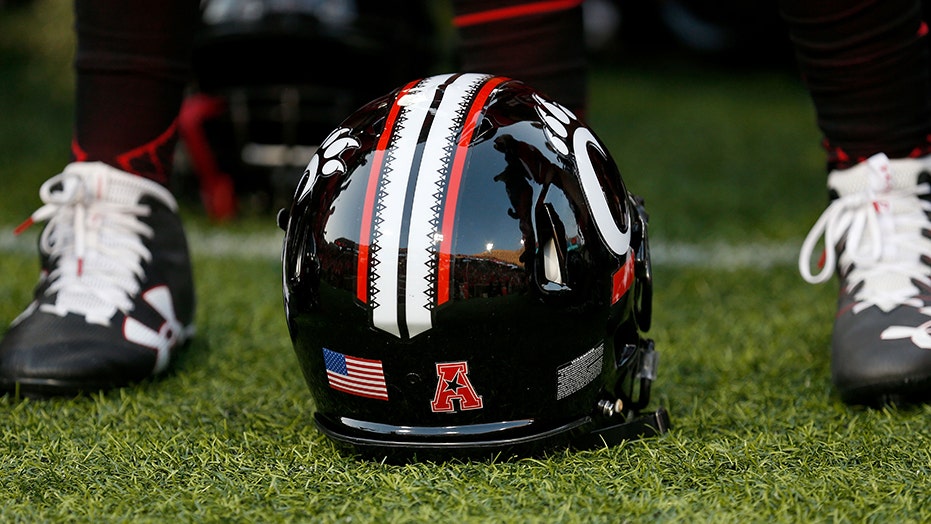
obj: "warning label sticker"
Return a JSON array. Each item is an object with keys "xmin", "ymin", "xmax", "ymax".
[{"xmin": 556, "ymin": 342, "xmax": 604, "ymax": 400}]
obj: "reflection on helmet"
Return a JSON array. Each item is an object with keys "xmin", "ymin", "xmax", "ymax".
[{"xmin": 280, "ymin": 73, "xmax": 670, "ymax": 460}]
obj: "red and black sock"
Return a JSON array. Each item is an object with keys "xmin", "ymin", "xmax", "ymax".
[
  {"xmin": 451, "ymin": 0, "xmax": 589, "ymax": 118},
  {"xmin": 72, "ymin": 0, "xmax": 200, "ymax": 185},
  {"xmin": 780, "ymin": 0, "xmax": 931, "ymax": 171}
]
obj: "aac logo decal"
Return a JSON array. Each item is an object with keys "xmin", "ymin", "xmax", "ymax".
[{"xmin": 431, "ymin": 361, "xmax": 483, "ymax": 413}]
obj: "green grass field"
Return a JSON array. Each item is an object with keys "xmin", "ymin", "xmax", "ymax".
[{"xmin": 3, "ymin": 2, "xmax": 931, "ymax": 522}]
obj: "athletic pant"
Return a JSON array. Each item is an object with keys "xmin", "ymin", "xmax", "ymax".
[
  {"xmin": 453, "ymin": 0, "xmax": 931, "ymax": 171},
  {"xmin": 72, "ymin": 0, "xmax": 931, "ymax": 182}
]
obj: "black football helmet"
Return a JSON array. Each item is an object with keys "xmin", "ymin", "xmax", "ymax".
[{"xmin": 280, "ymin": 73, "xmax": 669, "ymax": 459}]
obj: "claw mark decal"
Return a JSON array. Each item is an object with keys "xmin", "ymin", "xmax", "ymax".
[
  {"xmin": 297, "ymin": 127, "xmax": 360, "ymax": 203},
  {"xmin": 532, "ymin": 93, "xmax": 575, "ymax": 157}
]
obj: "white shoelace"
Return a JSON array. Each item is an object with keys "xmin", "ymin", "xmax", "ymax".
[
  {"xmin": 799, "ymin": 172, "xmax": 931, "ymax": 314},
  {"xmin": 15, "ymin": 166, "xmax": 167, "ymax": 326}
]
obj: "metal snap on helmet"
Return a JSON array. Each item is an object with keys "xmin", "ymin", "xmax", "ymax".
[{"xmin": 279, "ymin": 73, "xmax": 670, "ymax": 459}]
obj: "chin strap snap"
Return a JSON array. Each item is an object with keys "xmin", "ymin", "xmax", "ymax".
[{"xmin": 571, "ymin": 337, "xmax": 670, "ymax": 449}]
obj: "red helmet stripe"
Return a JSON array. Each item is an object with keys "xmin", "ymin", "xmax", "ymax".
[
  {"xmin": 437, "ymin": 76, "xmax": 509, "ymax": 304},
  {"xmin": 356, "ymin": 78, "xmax": 422, "ymax": 303},
  {"xmin": 405, "ymin": 74, "xmax": 498, "ymax": 335},
  {"xmin": 611, "ymin": 253, "xmax": 635, "ymax": 305},
  {"xmin": 356, "ymin": 74, "xmax": 508, "ymax": 338},
  {"xmin": 376, "ymin": 74, "xmax": 459, "ymax": 337}
]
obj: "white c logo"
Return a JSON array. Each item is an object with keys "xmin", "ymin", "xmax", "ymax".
[{"xmin": 573, "ymin": 127, "xmax": 630, "ymax": 257}]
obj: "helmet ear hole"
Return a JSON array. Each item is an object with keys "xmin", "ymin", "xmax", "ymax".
[
  {"xmin": 542, "ymin": 238, "xmax": 563, "ymax": 284},
  {"xmin": 535, "ymin": 203, "xmax": 569, "ymax": 292}
]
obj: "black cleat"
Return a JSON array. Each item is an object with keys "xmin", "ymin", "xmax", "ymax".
[
  {"xmin": 0, "ymin": 162, "xmax": 195, "ymax": 398},
  {"xmin": 801, "ymin": 153, "xmax": 931, "ymax": 406}
]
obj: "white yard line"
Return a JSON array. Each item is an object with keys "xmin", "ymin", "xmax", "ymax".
[
  {"xmin": 654, "ymin": 240, "xmax": 800, "ymax": 269},
  {"xmin": 0, "ymin": 226, "xmax": 801, "ymax": 269}
]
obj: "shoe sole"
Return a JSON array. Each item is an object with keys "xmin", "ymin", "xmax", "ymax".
[
  {"xmin": 0, "ymin": 375, "xmax": 146, "ymax": 399},
  {"xmin": 839, "ymin": 378, "xmax": 931, "ymax": 407}
]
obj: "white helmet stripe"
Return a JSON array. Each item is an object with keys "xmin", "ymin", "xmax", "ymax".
[
  {"xmin": 362, "ymin": 73, "xmax": 500, "ymax": 339},
  {"xmin": 405, "ymin": 74, "xmax": 493, "ymax": 337},
  {"xmin": 369, "ymin": 74, "xmax": 450, "ymax": 337}
]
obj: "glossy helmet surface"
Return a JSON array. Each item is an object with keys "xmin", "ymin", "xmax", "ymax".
[{"xmin": 280, "ymin": 73, "xmax": 668, "ymax": 459}]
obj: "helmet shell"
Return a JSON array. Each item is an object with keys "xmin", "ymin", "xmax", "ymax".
[{"xmin": 282, "ymin": 73, "xmax": 654, "ymax": 457}]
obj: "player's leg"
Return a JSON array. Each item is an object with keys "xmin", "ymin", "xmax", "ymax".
[
  {"xmin": 451, "ymin": 0, "xmax": 588, "ymax": 116},
  {"xmin": 0, "ymin": 0, "xmax": 201, "ymax": 397},
  {"xmin": 787, "ymin": 0, "xmax": 931, "ymax": 405}
]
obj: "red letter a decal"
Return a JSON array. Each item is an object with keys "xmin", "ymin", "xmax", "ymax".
[{"xmin": 431, "ymin": 361, "xmax": 483, "ymax": 413}]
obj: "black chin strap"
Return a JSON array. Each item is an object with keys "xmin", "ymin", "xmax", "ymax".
[{"xmin": 572, "ymin": 407, "xmax": 671, "ymax": 450}]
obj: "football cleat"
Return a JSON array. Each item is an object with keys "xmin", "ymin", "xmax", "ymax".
[
  {"xmin": 0, "ymin": 162, "xmax": 195, "ymax": 397},
  {"xmin": 800, "ymin": 153, "xmax": 931, "ymax": 405}
]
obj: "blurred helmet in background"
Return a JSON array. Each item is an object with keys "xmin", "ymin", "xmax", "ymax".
[{"xmin": 179, "ymin": 0, "xmax": 438, "ymax": 219}]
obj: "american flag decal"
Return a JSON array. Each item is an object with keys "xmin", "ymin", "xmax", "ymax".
[{"xmin": 322, "ymin": 348, "xmax": 389, "ymax": 401}]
